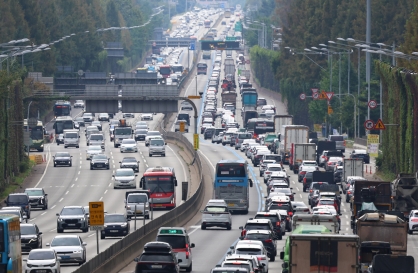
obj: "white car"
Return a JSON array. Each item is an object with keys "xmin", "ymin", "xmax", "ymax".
[
  {"xmin": 298, "ymin": 160, "xmax": 319, "ymax": 181},
  {"xmin": 228, "ymin": 243, "xmax": 270, "ymax": 267},
  {"xmin": 141, "ymin": 113, "xmax": 153, "ymax": 120},
  {"xmin": 86, "ymin": 145, "xmax": 103, "ymax": 160},
  {"xmin": 24, "ymin": 249, "xmax": 61, "ymax": 273},
  {"xmin": 145, "ymin": 131, "xmax": 162, "ymax": 146},
  {"xmin": 120, "ymin": 139, "xmax": 138, "ymax": 153},
  {"xmin": 408, "ymin": 210, "xmax": 418, "ymax": 234},
  {"xmin": 113, "ymin": 168, "xmax": 137, "ymax": 189},
  {"xmin": 263, "ymin": 163, "xmax": 286, "ymax": 183},
  {"xmin": 73, "ymin": 100, "xmax": 84, "ymax": 108},
  {"xmin": 46, "ymin": 235, "xmax": 87, "ymax": 265}
]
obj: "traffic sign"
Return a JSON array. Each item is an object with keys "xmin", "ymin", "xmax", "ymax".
[
  {"xmin": 189, "ymin": 42, "xmax": 195, "ymax": 50},
  {"xmin": 325, "ymin": 92, "xmax": 334, "ymax": 101},
  {"xmin": 364, "ymin": 119, "xmax": 375, "ymax": 130},
  {"xmin": 179, "ymin": 121, "xmax": 185, "ymax": 132},
  {"xmin": 374, "ymin": 119, "xmax": 386, "ymax": 130},
  {"xmin": 311, "ymin": 88, "xmax": 319, "ymax": 94},
  {"xmin": 188, "ymin": 95, "xmax": 200, "ymax": 99},
  {"xmin": 226, "ymin": 36, "xmax": 236, "ymax": 41},
  {"xmin": 193, "ymin": 134, "xmax": 199, "ymax": 150},
  {"xmin": 328, "ymin": 105, "xmax": 333, "ymax": 114},
  {"xmin": 368, "ymin": 100, "xmax": 377, "ymax": 109},
  {"xmin": 200, "ymin": 41, "xmax": 240, "ymax": 50},
  {"xmin": 89, "ymin": 201, "xmax": 104, "ymax": 226},
  {"xmin": 299, "ymin": 93, "xmax": 306, "ymax": 101},
  {"xmin": 313, "ymin": 93, "xmax": 319, "ymax": 100},
  {"xmin": 319, "ymin": 91, "xmax": 327, "ymax": 100}
]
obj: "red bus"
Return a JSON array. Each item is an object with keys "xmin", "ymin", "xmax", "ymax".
[{"xmin": 140, "ymin": 167, "xmax": 178, "ymax": 209}]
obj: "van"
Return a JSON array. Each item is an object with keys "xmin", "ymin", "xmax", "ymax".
[
  {"xmin": 88, "ymin": 134, "xmax": 105, "ymax": 149},
  {"xmin": 234, "ymin": 132, "xmax": 252, "ymax": 150},
  {"xmin": 63, "ymin": 129, "xmax": 80, "ymax": 148},
  {"xmin": 200, "ymin": 199, "xmax": 232, "ymax": 230},
  {"xmin": 177, "ymin": 113, "xmax": 190, "ymax": 126},
  {"xmin": 149, "ymin": 138, "xmax": 166, "ymax": 157}
]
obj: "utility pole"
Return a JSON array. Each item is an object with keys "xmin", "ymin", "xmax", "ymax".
[{"xmin": 366, "ymin": 0, "xmax": 371, "ymax": 120}]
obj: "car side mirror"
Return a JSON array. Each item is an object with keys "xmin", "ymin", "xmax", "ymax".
[
  {"xmin": 190, "ymin": 243, "xmax": 195, "ymax": 248},
  {"xmin": 46, "ymin": 243, "xmax": 50, "ymax": 247},
  {"xmin": 134, "ymin": 257, "xmax": 139, "ymax": 262},
  {"xmin": 249, "ymin": 179, "xmax": 253, "ymax": 187},
  {"xmin": 56, "ymin": 213, "xmax": 60, "ymax": 216},
  {"xmin": 82, "ymin": 242, "xmax": 87, "ymax": 246},
  {"xmin": 239, "ymin": 236, "xmax": 244, "ymax": 240},
  {"xmin": 23, "ymin": 258, "xmax": 27, "ymax": 262},
  {"xmin": 39, "ymin": 232, "xmax": 43, "ymax": 235},
  {"xmin": 239, "ymin": 226, "xmax": 243, "ymax": 230}
]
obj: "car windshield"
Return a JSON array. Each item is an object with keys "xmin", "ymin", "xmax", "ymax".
[
  {"xmin": 269, "ymin": 203, "xmax": 290, "ymax": 211},
  {"xmin": 236, "ymin": 248, "xmax": 263, "ymax": 255},
  {"xmin": 61, "ymin": 208, "xmax": 83, "ymax": 215},
  {"xmin": 115, "ymin": 169, "xmax": 134, "ymax": 176},
  {"xmin": 122, "ymin": 139, "xmax": 136, "ymax": 144},
  {"xmin": 92, "ymin": 154, "xmax": 107, "ymax": 160},
  {"xmin": 205, "ymin": 206, "xmax": 227, "ymax": 213},
  {"xmin": 147, "ymin": 132, "xmax": 161, "ymax": 136},
  {"xmin": 274, "ymin": 188, "xmax": 291, "ymax": 194},
  {"xmin": 105, "ymin": 215, "xmax": 126, "ymax": 223},
  {"xmin": 51, "ymin": 237, "xmax": 81, "ymax": 247},
  {"xmin": 139, "ymin": 254, "xmax": 173, "ymax": 262},
  {"xmin": 246, "ymin": 233, "xmax": 270, "ymax": 240},
  {"xmin": 123, "ymin": 158, "xmax": 137, "ymax": 163},
  {"xmin": 55, "ymin": 153, "xmax": 70, "ymax": 157},
  {"xmin": 25, "ymin": 189, "xmax": 43, "ymax": 196},
  {"xmin": 75, "ymin": 117, "xmax": 84, "ymax": 122},
  {"xmin": 245, "ymin": 224, "xmax": 269, "ymax": 230},
  {"xmin": 21, "ymin": 225, "xmax": 36, "ymax": 235},
  {"xmin": 0, "ymin": 211, "xmax": 19, "ymax": 217},
  {"xmin": 90, "ymin": 135, "xmax": 103, "ymax": 140},
  {"xmin": 151, "ymin": 139, "xmax": 164, "ymax": 146},
  {"xmin": 127, "ymin": 195, "xmax": 147, "ymax": 203},
  {"xmin": 156, "ymin": 235, "xmax": 186, "ymax": 249},
  {"xmin": 89, "ymin": 146, "xmax": 102, "ymax": 151},
  {"xmin": 28, "ymin": 251, "xmax": 55, "ymax": 260},
  {"xmin": 303, "ymin": 162, "xmax": 317, "ymax": 166},
  {"xmin": 268, "ymin": 167, "xmax": 282, "ymax": 172},
  {"xmin": 319, "ymin": 200, "xmax": 335, "ymax": 205}
]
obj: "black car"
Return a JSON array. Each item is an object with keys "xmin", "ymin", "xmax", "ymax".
[
  {"xmin": 5, "ymin": 193, "xmax": 31, "ymax": 218},
  {"xmin": 90, "ymin": 154, "xmax": 110, "ymax": 170},
  {"xmin": 134, "ymin": 242, "xmax": 181, "ymax": 273},
  {"xmin": 350, "ymin": 149, "xmax": 370, "ymax": 164},
  {"xmin": 53, "ymin": 152, "xmax": 72, "ymax": 167},
  {"xmin": 120, "ymin": 157, "xmax": 140, "ymax": 173},
  {"xmin": 101, "ymin": 213, "xmax": 130, "ymax": 239},
  {"xmin": 24, "ymin": 188, "xmax": 48, "ymax": 210},
  {"xmin": 20, "ymin": 223, "xmax": 42, "ymax": 251},
  {"xmin": 308, "ymin": 182, "xmax": 329, "ymax": 206},
  {"xmin": 239, "ymin": 230, "xmax": 277, "ymax": 261},
  {"xmin": 254, "ymin": 211, "xmax": 285, "ymax": 238},
  {"xmin": 134, "ymin": 129, "xmax": 148, "ymax": 141},
  {"xmin": 204, "ymin": 128, "xmax": 215, "ymax": 139}
]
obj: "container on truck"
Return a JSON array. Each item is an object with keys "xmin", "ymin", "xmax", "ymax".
[
  {"xmin": 289, "ymin": 143, "xmax": 316, "ymax": 173},
  {"xmin": 392, "ymin": 173, "xmax": 418, "ymax": 217},
  {"xmin": 343, "ymin": 158, "xmax": 364, "ymax": 182},
  {"xmin": 240, "ymin": 69, "xmax": 250, "ymax": 80},
  {"xmin": 281, "ymin": 233, "xmax": 359, "ymax": 273},
  {"xmin": 278, "ymin": 125, "xmax": 309, "ymax": 164},
  {"xmin": 292, "ymin": 214, "xmax": 339, "ymax": 233},
  {"xmin": 273, "ymin": 115, "xmax": 293, "ymax": 137},
  {"xmin": 241, "ymin": 89, "xmax": 258, "ymax": 106},
  {"xmin": 221, "ymin": 91, "xmax": 237, "ymax": 107}
]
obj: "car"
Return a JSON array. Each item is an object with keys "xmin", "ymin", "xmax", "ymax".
[
  {"xmin": 350, "ymin": 149, "xmax": 370, "ymax": 163},
  {"xmin": 73, "ymin": 100, "xmax": 84, "ymax": 108},
  {"xmin": 298, "ymin": 160, "xmax": 319, "ymax": 181},
  {"xmin": 334, "ymin": 166, "xmax": 344, "ymax": 183},
  {"xmin": 257, "ymin": 98, "xmax": 267, "ymax": 107},
  {"xmin": 223, "ymin": 254, "xmax": 266, "ymax": 273},
  {"xmin": 0, "ymin": 209, "xmax": 26, "ymax": 223},
  {"xmin": 201, "ymin": 123, "xmax": 213, "ymax": 134},
  {"xmin": 98, "ymin": 113, "xmax": 110, "ymax": 121},
  {"xmin": 91, "ymin": 120, "xmax": 102, "ymax": 131},
  {"xmin": 221, "ymin": 260, "xmax": 257, "ymax": 273},
  {"xmin": 204, "ymin": 127, "xmax": 216, "ymax": 139},
  {"xmin": 200, "ymin": 199, "xmax": 232, "ymax": 230},
  {"xmin": 302, "ymin": 171, "xmax": 314, "ymax": 192},
  {"xmin": 101, "ymin": 213, "xmax": 130, "ymax": 239},
  {"xmin": 123, "ymin": 113, "xmax": 135, "ymax": 118},
  {"xmin": 253, "ymin": 211, "xmax": 285, "ymax": 238},
  {"xmin": 318, "ymin": 150, "xmax": 330, "ymax": 167},
  {"xmin": 120, "ymin": 139, "xmax": 138, "ymax": 153},
  {"xmin": 149, "ymin": 138, "xmax": 166, "ymax": 157},
  {"xmin": 212, "ymin": 128, "xmax": 225, "ymax": 144},
  {"xmin": 90, "ymin": 154, "xmax": 110, "ymax": 170},
  {"xmin": 56, "ymin": 206, "xmax": 89, "ymax": 233},
  {"xmin": 46, "ymin": 235, "xmax": 87, "ymax": 265},
  {"xmin": 21, "ymin": 223, "xmax": 43, "ymax": 251},
  {"xmin": 238, "ymin": 230, "xmax": 277, "ymax": 261},
  {"xmin": 74, "ymin": 117, "xmax": 85, "ymax": 127},
  {"xmin": 291, "ymin": 201, "xmax": 310, "ymax": 215},
  {"xmin": 408, "ymin": 210, "xmax": 418, "ymax": 234},
  {"xmin": 120, "ymin": 157, "xmax": 140, "ymax": 172},
  {"xmin": 5, "ymin": 192, "xmax": 31, "ymax": 218},
  {"xmin": 134, "ymin": 242, "xmax": 181, "ymax": 273},
  {"xmin": 241, "ymin": 139, "xmax": 256, "ymax": 152},
  {"xmin": 316, "ymin": 198, "xmax": 339, "ymax": 212},
  {"xmin": 24, "ymin": 188, "xmax": 48, "ymax": 210},
  {"xmin": 180, "ymin": 102, "xmax": 193, "ymax": 111},
  {"xmin": 141, "ymin": 113, "xmax": 153, "ymax": 120},
  {"xmin": 86, "ymin": 145, "xmax": 103, "ymax": 160},
  {"xmin": 325, "ymin": 157, "xmax": 343, "ymax": 171},
  {"xmin": 156, "ymin": 227, "xmax": 195, "ymax": 272},
  {"xmin": 24, "ymin": 249, "xmax": 60, "ymax": 273},
  {"xmin": 229, "ymin": 241, "xmax": 270, "ymax": 266},
  {"xmin": 87, "ymin": 133, "xmax": 105, "ymax": 149},
  {"xmin": 346, "ymin": 185, "xmax": 354, "ymax": 203},
  {"xmin": 239, "ymin": 219, "xmax": 276, "ymax": 238},
  {"xmin": 307, "ymin": 182, "xmax": 329, "ymax": 206},
  {"xmin": 83, "ymin": 206, "xmax": 90, "ymax": 225},
  {"xmin": 134, "ymin": 129, "xmax": 148, "ymax": 141},
  {"xmin": 145, "ymin": 131, "xmax": 162, "ymax": 146},
  {"xmin": 259, "ymin": 160, "xmax": 275, "ymax": 176},
  {"xmin": 54, "ymin": 151, "xmax": 74, "ymax": 168},
  {"xmin": 113, "ymin": 168, "xmax": 137, "ymax": 189},
  {"xmin": 263, "ymin": 164, "xmax": 285, "ymax": 183}
]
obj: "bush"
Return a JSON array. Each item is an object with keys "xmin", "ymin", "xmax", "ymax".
[
  {"xmin": 375, "ymin": 152, "xmax": 383, "ymax": 171},
  {"xmin": 19, "ymin": 159, "xmax": 30, "ymax": 173}
]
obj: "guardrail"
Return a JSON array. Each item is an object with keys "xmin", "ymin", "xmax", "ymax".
[{"xmin": 72, "ymin": 130, "xmax": 203, "ymax": 273}]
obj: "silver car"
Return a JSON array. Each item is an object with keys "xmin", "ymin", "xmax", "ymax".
[
  {"xmin": 86, "ymin": 145, "xmax": 103, "ymax": 160},
  {"xmin": 200, "ymin": 199, "xmax": 232, "ymax": 230},
  {"xmin": 149, "ymin": 138, "xmax": 166, "ymax": 157},
  {"xmin": 113, "ymin": 168, "xmax": 137, "ymax": 189},
  {"xmin": 47, "ymin": 235, "xmax": 86, "ymax": 265},
  {"xmin": 24, "ymin": 249, "xmax": 61, "ymax": 273},
  {"xmin": 120, "ymin": 139, "xmax": 138, "ymax": 153}
]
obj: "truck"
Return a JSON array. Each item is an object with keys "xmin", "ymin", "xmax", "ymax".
[
  {"xmin": 125, "ymin": 190, "xmax": 150, "ymax": 219},
  {"xmin": 242, "ymin": 107, "xmax": 258, "ymax": 128},
  {"xmin": 356, "ymin": 213, "xmax": 408, "ymax": 271},
  {"xmin": 241, "ymin": 89, "xmax": 257, "ymax": 106},
  {"xmin": 274, "ymin": 115, "xmax": 293, "ymax": 136},
  {"xmin": 113, "ymin": 119, "xmax": 133, "ymax": 148},
  {"xmin": 371, "ymin": 254, "xmax": 415, "ymax": 273},
  {"xmin": 316, "ymin": 140, "xmax": 336, "ymax": 163},
  {"xmin": 239, "ymin": 69, "xmax": 250, "ymax": 80},
  {"xmin": 202, "ymin": 50, "xmax": 211, "ymax": 59},
  {"xmin": 350, "ymin": 180, "xmax": 392, "ymax": 231},
  {"xmin": 280, "ymin": 233, "xmax": 360, "ymax": 273},
  {"xmin": 224, "ymin": 63, "xmax": 236, "ymax": 78},
  {"xmin": 343, "ymin": 158, "xmax": 364, "ymax": 182},
  {"xmin": 278, "ymin": 125, "xmax": 309, "ymax": 164},
  {"xmin": 392, "ymin": 173, "xmax": 418, "ymax": 217},
  {"xmin": 221, "ymin": 91, "xmax": 237, "ymax": 107},
  {"xmin": 292, "ymin": 214, "xmax": 340, "ymax": 233},
  {"xmin": 289, "ymin": 143, "xmax": 316, "ymax": 173}
]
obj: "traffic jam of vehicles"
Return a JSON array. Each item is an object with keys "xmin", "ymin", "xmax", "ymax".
[{"xmin": 12, "ymin": 6, "xmax": 417, "ymax": 273}]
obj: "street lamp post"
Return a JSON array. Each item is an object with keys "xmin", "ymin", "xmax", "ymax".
[{"xmin": 27, "ymin": 101, "xmax": 33, "ymax": 157}]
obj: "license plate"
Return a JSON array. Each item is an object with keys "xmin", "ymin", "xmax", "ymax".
[
  {"xmin": 151, "ymin": 265, "xmax": 162, "ymax": 268},
  {"xmin": 21, "ymin": 243, "xmax": 26, "ymax": 247},
  {"xmin": 68, "ymin": 224, "xmax": 76, "ymax": 226},
  {"xmin": 127, "ymin": 148, "xmax": 132, "ymax": 150},
  {"xmin": 97, "ymin": 164, "xmax": 102, "ymax": 167},
  {"xmin": 228, "ymin": 203, "xmax": 235, "ymax": 207},
  {"xmin": 36, "ymin": 270, "xmax": 47, "ymax": 273},
  {"xmin": 61, "ymin": 256, "xmax": 70, "ymax": 259},
  {"xmin": 136, "ymin": 210, "xmax": 143, "ymax": 214},
  {"xmin": 110, "ymin": 230, "xmax": 118, "ymax": 233},
  {"xmin": 154, "ymin": 204, "xmax": 163, "ymax": 207}
]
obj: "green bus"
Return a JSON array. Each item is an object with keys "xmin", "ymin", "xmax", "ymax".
[{"xmin": 23, "ymin": 119, "xmax": 47, "ymax": 152}]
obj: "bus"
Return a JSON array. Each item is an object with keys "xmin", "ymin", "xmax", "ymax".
[
  {"xmin": 246, "ymin": 118, "xmax": 275, "ymax": 139},
  {"xmin": 53, "ymin": 100, "xmax": 71, "ymax": 117},
  {"xmin": 224, "ymin": 9, "xmax": 231, "ymax": 18},
  {"xmin": 23, "ymin": 119, "xmax": 47, "ymax": 152},
  {"xmin": 0, "ymin": 215, "xmax": 22, "ymax": 273},
  {"xmin": 140, "ymin": 167, "xmax": 178, "ymax": 209},
  {"xmin": 214, "ymin": 160, "xmax": 253, "ymax": 214},
  {"xmin": 204, "ymin": 20, "xmax": 211, "ymax": 28},
  {"xmin": 197, "ymin": 63, "xmax": 208, "ymax": 75},
  {"xmin": 53, "ymin": 116, "xmax": 75, "ymax": 136}
]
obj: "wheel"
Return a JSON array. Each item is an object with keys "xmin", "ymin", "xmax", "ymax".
[
  {"xmin": 226, "ymin": 224, "xmax": 231, "ymax": 230},
  {"xmin": 101, "ymin": 234, "xmax": 105, "ymax": 239},
  {"xmin": 408, "ymin": 229, "xmax": 413, "ymax": 235},
  {"xmin": 87, "ymin": 143, "xmax": 89, "ymax": 146},
  {"xmin": 76, "ymin": 146, "xmax": 79, "ymax": 148},
  {"xmin": 64, "ymin": 146, "xmax": 67, "ymax": 149},
  {"xmin": 293, "ymin": 169, "xmax": 297, "ymax": 174},
  {"xmin": 69, "ymin": 162, "xmax": 72, "ymax": 167},
  {"xmin": 43, "ymin": 204, "xmax": 47, "ymax": 210},
  {"xmin": 185, "ymin": 263, "xmax": 192, "ymax": 272},
  {"xmin": 90, "ymin": 166, "xmax": 93, "ymax": 170},
  {"xmin": 54, "ymin": 163, "xmax": 56, "ymax": 167},
  {"xmin": 303, "ymin": 187, "xmax": 306, "ymax": 192},
  {"xmin": 270, "ymin": 255, "xmax": 275, "ymax": 262},
  {"xmin": 289, "ymin": 164, "xmax": 293, "ymax": 170},
  {"xmin": 146, "ymin": 215, "xmax": 150, "ymax": 219},
  {"xmin": 79, "ymin": 256, "xmax": 86, "ymax": 266},
  {"xmin": 259, "ymin": 172, "xmax": 262, "ymax": 176},
  {"xmin": 82, "ymin": 227, "xmax": 88, "ymax": 233},
  {"xmin": 162, "ymin": 154, "xmax": 166, "ymax": 157},
  {"xmin": 222, "ymin": 143, "xmax": 226, "ymax": 146},
  {"xmin": 235, "ymin": 147, "xmax": 238, "ymax": 150},
  {"xmin": 107, "ymin": 166, "xmax": 110, "ymax": 170},
  {"xmin": 149, "ymin": 154, "xmax": 152, "ymax": 157},
  {"xmin": 201, "ymin": 224, "xmax": 206, "ymax": 230},
  {"xmin": 57, "ymin": 228, "xmax": 63, "ymax": 233}
]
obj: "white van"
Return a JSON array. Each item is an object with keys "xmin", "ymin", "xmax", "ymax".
[
  {"xmin": 148, "ymin": 138, "xmax": 166, "ymax": 157},
  {"xmin": 63, "ymin": 129, "xmax": 80, "ymax": 148}
]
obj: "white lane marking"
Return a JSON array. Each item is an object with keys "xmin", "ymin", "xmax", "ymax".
[
  {"xmin": 299, "ymin": 194, "xmax": 302, "ymax": 199},
  {"xmin": 65, "ymin": 191, "xmax": 69, "ymax": 195},
  {"xmin": 50, "ymin": 205, "xmax": 56, "ymax": 209},
  {"xmin": 296, "ymin": 187, "xmax": 299, "ymax": 191},
  {"xmin": 35, "ymin": 144, "xmax": 51, "ymax": 187},
  {"xmin": 292, "ymin": 180, "xmax": 295, "ymax": 184},
  {"xmin": 109, "ymin": 183, "xmax": 112, "ymax": 187},
  {"xmin": 59, "ymin": 198, "xmax": 64, "ymax": 202},
  {"xmin": 198, "ymin": 150, "xmax": 216, "ymax": 171},
  {"xmin": 166, "ymin": 145, "xmax": 188, "ymax": 185},
  {"xmin": 143, "ymin": 159, "xmax": 147, "ymax": 163},
  {"xmin": 88, "ymin": 233, "xmax": 95, "ymax": 237},
  {"xmin": 188, "ymin": 226, "xmax": 200, "ymax": 235},
  {"xmin": 112, "ymin": 160, "xmax": 114, "ymax": 164},
  {"xmin": 99, "ymin": 197, "xmax": 103, "ymax": 201},
  {"xmin": 80, "ymin": 166, "xmax": 82, "ymax": 169},
  {"xmin": 41, "ymin": 212, "xmax": 47, "ymax": 216},
  {"xmin": 78, "ymin": 171, "xmax": 80, "ymax": 175},
  {"xmin": 345, "ymin": 215, "xmax": 348, "ymax": 219},
  {"xmin": 75, "ymin": 177, "xmax": 78, "ymax": 181},
  {"xmin": 104, "ymin": 190, "xmax": 108, "ymax": 194},
  {"xmin": 146, "ymin": 164, "xmax": 149, "ymax": 168},
  {"xmin": 50, "ymin": 229, "xmax": 57, "ymax": 232},
  {"xmin": 71, "ymin": 184, "xmax": 75, "ymax": 188},
  {"xmin": 29, "ymin": 218, "xmax": 36, "ymax": 222},
  {"xmin": 80, "ymin": 161, "xmax": 82, "ymax": 164}
]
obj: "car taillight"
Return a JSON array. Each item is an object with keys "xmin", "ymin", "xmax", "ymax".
[
  {"xmin": 300, "ymin": 171, "xmax": 306, "ymax": 175},
  {"xmin": 257, "ymin": 256, "xmax": 263, "ymax": 261},
  {"xmin": 343, "ymin": 140, "xmax": 346, "ymax": 146},
  {"xmin": 412, "ymin": 218, "xmax": 418, "ymax": 222},
  {"xmin": 328, "ymin": 162, "xmax": 333, "ymax": 165},
  {"xmin": 236, "ymin": 139, "xmax": 239, "ymax": 143},
  {"xmin": 265, "ymin": 171, "xmax": 271, "ymax": 174},
  {"xmin": 275, "ymin": 222, "xmax": 281, "ymax": 227},
  {"xmin": 303, "ymin": 178, "xmax": 307, "ymax": 183},
  {"xmin": 186, "ymin": 251, "xmax": 189, "ymax": 259},
  {"xmin": 288, "ymin": 212, "xmax": 293, "ymax": 216},
  {"xmin": 286, "ymin": 216, "xmax": 290, "ymax": 221},
  {"xmin": 310, "ymin": 190, "xmax": 313, "ymax": 193}
]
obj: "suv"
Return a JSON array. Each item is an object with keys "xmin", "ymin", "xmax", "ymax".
[
  {"xmin": 350, "ymin": 149, "xmax": 370, "ymax": 163},
  {"xmin": 238, "ymin": 231, "xmax": 277, "ymax": 261},
  {"xmin": 134, "ymin": 242, "xmax": 181, "ymax": 273},
  {"xmin": 298, "ymin": 161, "xmax": 319, "ymax": 182},
  {"xmin": 308, "ymin": 182, "xmax": 329, "ymax": 206},
  {"xmin": 145, "ymin": 131, "xmax": 162, "ymax": 146},
  {"xmin": 120, "ymin": 157, "xmax": 140, "ymax": 173},
  {"xmin": 200, "ymin": 199, "xmax": 232, "ymax": 230},
  {"xmin": 328, "ymin": 135, "xmax": 346, "ymax": 152},
  {"xmin": 254, "ymin": 211, "xmax": 285, "ymax": 239},
  {"xmin": 20, "ymin": 223, "xmax": 42, "ymax": 251},
  {"xmin": 82, "ymin": 112, "xmax": 94, "ymax": 124},
  {"xmin": 5, "ymin": 193, "xmax": 31, "ymax": 218},
  {"xmin": 53, "ymin": 152, "xmax": 72, "ymax": 167},
  {"xmin": 211, "ymin": 128, "xmax": 225, "ymax": 144},
  {"xmin": 24, "ymin": 188, "xmax": 48, "ymax": 210},
  {"xmin": 239, "ymin": 219, "xmax": 275, "ymax": 238},
  {"xmin": 235, "ymin": 132, "xmax": 252, "ymax": 150},
  {"xmin": 87, "ymin": 134, "xmax": 105, "ymax": 149},
  {"xmin": 56, "ymin": 206, "xmax": 89, "ymax": 233},
  {"xmin": 204, "ymin": 127, "xmax": 216, "ymax": 139},
  {"xmin": 149, "ymin": 138, "xmax": 166, "ymax": 157},
  {"xmin": 156, "ymin": 227, "xmax": 195, "ymax": 272}
]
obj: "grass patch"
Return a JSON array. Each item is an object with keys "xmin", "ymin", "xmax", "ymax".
[
  {"xmin": 0, "ymin": 160, "xmax": 36, "ymax": 200},
  {"xmin": 375, "ymin": 169, "xmax": 396, "ymax": 181}
]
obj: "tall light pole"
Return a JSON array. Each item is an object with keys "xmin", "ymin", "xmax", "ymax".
[{"xmin": 366, "ymin": 0, "xmax": 371, "ymax": 121}]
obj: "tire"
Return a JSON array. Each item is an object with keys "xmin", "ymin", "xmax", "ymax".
[
  {"xmin": 303, "ymin": 186, "xmax": 306, "ymax": 192},
  {"xmin": 259, "ymin": 172, "xmax": 262, "ymax": 176},
  {"xmin": 82, "ymin": 227, "xmax": 88, "ymax": 233},
  {"xmin": 90, "ymin": 166, "xmax": 93, "ymax": 170},
  {"xmin": 226, "ymin": 224, "xmax": 232, "ymax": 230},
  {"xmin": 201, "ymin": 224, "xmax": 206, "ymax": 230},
  {"xmin": 54, "ymin": 164, "xmax": 56, "ymax": 167},
  {"xmin": 289, "ymin": 164, "xmax": 293, "ymax": 170},
  {"xmin": 270, "ymin": 255, "xmax": 276, "ymax": 262},
  {"xmin": 293, "ymin": 169, "xmax": 297, "ymax": 174},
  {"xmin": 101, "ymin": 234, "xmax": 105, "ymax": 239},
  {"xmin": 146, "ymin": 215, "xmax": 150, "ymax": 219},
  {"xmin": 69, "ymin": 162, "xmax": 72, "ymax": 167},
  {"xmin": 57, "ymin": 228, "xmax": 63, "ymax": 233},
  {"xmin": 76, "ymin": 146, "xmax": 79, "ymax": 148},
  {"xmin": 222, "ymin": 143, "xmax": 226, "ymax": 146},
  {"xmin": 185, "ymin": 263, "xmax": 192, "ymax": 272},
  {"xmin": 38, "ymin": 148, "xmax": 44, "ymax": 152},
  {"xmin": 235, "ymin": 147, "xmax": 238, "ymax": 150},
  {"xmin": 149, "ymin": 154, "xmax": 152, "ymax": 157},
  {"xmin": 162, "ymin": 154, "xmax": 166, "ymax": 157},
  {"xmin": 43, "ymin": 203, "xmax": 48, "ymax": 210}
]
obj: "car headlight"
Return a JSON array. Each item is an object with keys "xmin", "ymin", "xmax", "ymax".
[
  {"xmin": 28, "ymin": 238, "xmax": 38, "ymax": 243},
  {"xmin": 126, "ymin": 206, "xmax": 131, "ymax": 210},
  {"xmin": 80, "ymin": 218, "xmax": 85, "ymax": 221},
  {"xmin": 58, "ymin": 218, "xmax": 64, "ymax": 222},
  {"xmin": 73, "ymin": 250, "xmax": 82, "ymax": 253},
  {"xmin": 121, "ymin": 223, "xmax": 127, "ymax": 227},
  {"xmin": 27, "ymin": 263, "xmax": 33, "ymax": 268},
  {"xmin": 46, "ymin": 262, "xmax": 56, "ymax": 267},
  {"xmin": 103, "ymin": 224, "xmax": 107, "ymax": 228}
]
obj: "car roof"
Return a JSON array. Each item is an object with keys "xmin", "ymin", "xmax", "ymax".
[
  {"xmin": 8, "ymin": 193, "xmax": 28, "ymax": 196},
  {"xmin": 236, "ymin": 240, "xmax": 264, "ymax": 246},
  {"xmin": 53, "ymin": 234, "xmax": 80, "ymax": 239},
  {"xmin": 246, "ymin": 219, "xmax": 271, "ymax": 224},
  {"xmin": 245, "ymin": 230, "xmax": 272, "ymax": 235}
]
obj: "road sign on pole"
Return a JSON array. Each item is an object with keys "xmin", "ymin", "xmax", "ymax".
[
  {"xmin": 368, "ymin": 100, "xmax": 377, "ymax": 109},
  {"xmin": 373, "ymin": 118, "xmax": 386, "ymax": 130},
  {"xmin": 313, "ymin": 93, "xmax": 319, "ymax": 100},
  {"xmin": 299, "ymin": 93, "xmax": 306, "ymax": 101},
  {"xmin": 319, "ymin": 91, "xmax": 327, "ymax": 100},
  {"xmin": 311, "ymin": 88, "xmax": 319, "ymax": 94},
  {"xmin": 189, "ymin": 42, "xmax": 195, "ymax": 50},
  {"xmin": 364, "ymin": 119, "xmax": 375, "ymax": 130},
  {"xmin": 193, "ymin": 134, "xmax": 199, "ymax": 150},
  {"xmin": 179, "ymin": 121, "xmax": 185, "ymax": 132},
  {"xmin": 89, "ymin": 202, "xmax": 104, "ymax": 226},
  {"xmin": 328, "ymin": 105, "xmax": 333, "ymax": 115},
  {"xmin": 325, "ymin": 92, "xmax": 334, "ymax": 101}
]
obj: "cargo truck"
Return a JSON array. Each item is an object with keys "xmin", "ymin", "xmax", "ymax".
[
  {"xmin": 273, "ymin": 115, "xmax": 293, "ymax": 136},
  {"xmin": 316, "ymin": 140, "xmax": 336, "ymax": 164},
  {"xmin": 113, "ymin": 119, "xmax": 133, "ymax": 148},
  {"xmin": 241, "ymin": 89, "xmax": 257, "ymax": 106},
  {"xmin": 343, "ymin": 158, "xmax": 364, "ymax": 182},
  {"xmin": 221, "ymin": 91, "xmax": 237, "ymax": 107},
  {"xmin": 280, "ymin": 233, "xmax": 360, "ymax": 273},
  {"xmin": 392, "ymin": 173, "xmax": 418, "ymax": 217},
  {"xmin": 239, "ymin": 69, "xmax": 250, "ymax": 80},
  {"xmin": 289, "ymin": 143, "xmax": 316, "ymax": 173},
  {"xmin": 278, "ymin": 125, "xmax": 309, "ymax": 164}
]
